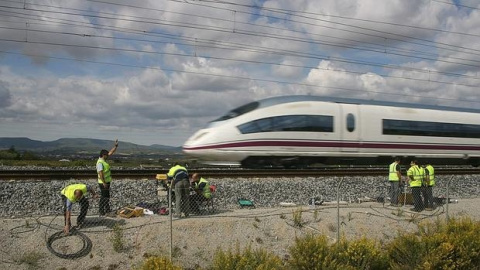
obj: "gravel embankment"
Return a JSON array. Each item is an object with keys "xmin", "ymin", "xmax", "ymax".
[{"xmin": 1, "ymin": 169, "xmax": 478, "ymax": 217}]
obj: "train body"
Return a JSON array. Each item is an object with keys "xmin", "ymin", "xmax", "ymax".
[{"xmin": 183, "ymin": 95, "xmax": 480, "ymax": 168}]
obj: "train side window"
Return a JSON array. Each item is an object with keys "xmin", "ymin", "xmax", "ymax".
[
  {"xmin": 346, "ymin": 113, "xmax": 355, "ymax": 132},
  {"xmin": 237, "ymin": 115, "xmax": 333, "ymax": 134},
  {"xmin": 213, "ymin": 102, "xmax": 259, "ymax": 122},
  {"xmin": 237, "ymin": 118, "xmax": 273, "ymax": 134},
  {"xmin": 383, "ymin": 119, "xmax": 480, "ymax": 138}
]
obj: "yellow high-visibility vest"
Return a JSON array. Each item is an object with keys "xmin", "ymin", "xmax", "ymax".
[
  {"xmin": 167, "ymin": 165, "xmax": 188, "ymax": 181},
  {"xmin": 425, "ymin": 165, "xmax": 435, "ymax": 186},
  {"xmin": 407, "ymin": 165, "xmax": 423, "ymax": 187},
  {"xmin": 61, "ymin": 184, "xmax": 87, "ymax": 202},
  {"xmin": 196, "ymin": 177, "xmax": 211, "ymax": 199},
  {"xmin": 97, "ymin": 158, "xmax": 112, "ymax": 184},
  {"xmin": 389, "ymin": 162, "xmax": 400, "ymax": 181}
]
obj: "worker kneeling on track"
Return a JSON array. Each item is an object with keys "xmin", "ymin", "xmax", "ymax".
[
  {"xmin": 189, "ymin": 173, "xmax": 212, "ymax": 214},
  {"xmin": 61, "ymin": 183, "xmax": 97, "ymax": 234}
]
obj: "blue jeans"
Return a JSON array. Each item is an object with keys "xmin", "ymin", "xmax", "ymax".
[
  {"xmin": 389, "ymin": 181, "xmax": 400, "ymax": 204},
  {"xmin": 62, "ymin": 195, "xmax": 89, "ymax": 225}
]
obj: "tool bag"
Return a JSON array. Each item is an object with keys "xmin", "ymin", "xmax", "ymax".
[{"xmin": 238, "ymin": 198, "xmax": 255, "ymax": 208}]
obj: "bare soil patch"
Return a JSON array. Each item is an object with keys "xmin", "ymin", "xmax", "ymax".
[{"xmin": 1, "ymin": 199, "xmax": 479, "ymax": 270}]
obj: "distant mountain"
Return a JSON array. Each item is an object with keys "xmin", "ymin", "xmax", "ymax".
[{"xmin": 0, "ymin": 137, "xmax": 181, "ymax": 154}]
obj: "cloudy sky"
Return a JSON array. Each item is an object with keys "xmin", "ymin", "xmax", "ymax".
[{"xmin": 1, "ymin": 0, "xmax": 479, "ymax": 147}]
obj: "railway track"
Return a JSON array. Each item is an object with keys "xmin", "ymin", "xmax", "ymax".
[{"xmin": 0, "ymin": 167, "xmax": 479, "ymax": 180}]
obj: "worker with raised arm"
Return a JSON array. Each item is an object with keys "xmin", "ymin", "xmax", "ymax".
[{"xmin": 97, "ymin": 139, "xmax": 118, "ymax": 216}]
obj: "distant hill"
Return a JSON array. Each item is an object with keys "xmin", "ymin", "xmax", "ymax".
[{"xmin": 0, "ymin": 137, "xmax": 181, "ymax": 155}]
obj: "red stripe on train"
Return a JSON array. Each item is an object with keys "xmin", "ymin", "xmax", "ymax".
[{"xmin": 184, "ymin": 141, "xmax": 480, "ymax": 151}]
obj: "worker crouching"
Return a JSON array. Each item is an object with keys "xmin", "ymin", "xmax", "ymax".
[
  {"xmin": 189, "ymin": 173, "xmax": 212, "ymax": 214},
  {"xmin": 61, "ymin": 183, "xmax": 96, "ymax": 234}
]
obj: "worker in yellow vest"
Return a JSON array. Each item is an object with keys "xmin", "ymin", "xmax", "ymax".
[
  {"xmin": 388, "ymin": 157, "xmax": 402, "ymax": 206},
  {"xmin": 407, "ymin": 160, "xmax": 424, "ymax": 212},
  {"xmin": 97, "ymin": 139, "xmax": 118, "ymax": 216},
  {"xmin": 61, "ymin": 183, "xmax": 96, "ymax": 234},
  {"xmin": 423, "ymin": 162, "xmax": 435, "ymax": 210},
  {"xmin": 167, "ymin": 163, "xmax": 190, "ymax": 218},
  {"xmin": 190, "ymin": 173, "xmax": 212, "ymax": 213}
]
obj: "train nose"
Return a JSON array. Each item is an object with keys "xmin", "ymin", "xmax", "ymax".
[{"xmin": 183, "ymin": 130, "xmax": 210, "ymax": 152}]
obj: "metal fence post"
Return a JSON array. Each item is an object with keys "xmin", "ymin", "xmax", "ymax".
[
  {"xmin": 383, "ymin": 180, "xmax": 387, "ymax": 207},
  {"xmin": 169, "ymin": 184, "xmax": 173, "ymax": 261},
  {"xmin": 336, "ymin": 177, "xmax": 344, "ymax": 243},
  {"xmin": 446, "ymin": 176, "xmax": 454, "ymax": 222}
]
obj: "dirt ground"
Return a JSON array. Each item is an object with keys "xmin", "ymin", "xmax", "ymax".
[{"xmin": 0, "ymin": 198, "xmax": 479, "ymax": 270}]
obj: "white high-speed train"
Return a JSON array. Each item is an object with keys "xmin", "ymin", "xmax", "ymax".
[{"xmin": 183, "ymin": 95, "xmax": 480, "ymax": 168}]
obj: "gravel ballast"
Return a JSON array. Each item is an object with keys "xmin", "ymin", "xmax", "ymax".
[{"xmin": 1, "ymin": 173, "xmax": 478, "ymax": 217}]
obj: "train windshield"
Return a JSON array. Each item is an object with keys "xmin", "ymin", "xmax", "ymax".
[{"xmin": 212, "ymin": 101, "xmax": 259, "ymax": 122}]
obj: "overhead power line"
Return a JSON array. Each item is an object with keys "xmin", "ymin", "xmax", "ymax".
[
  {"xmin": 0, "ymin": 27, "xmax": 477, "ymax": 88},
  {"xmin": 432, "ymin": 0, "xmax": 480, "ymax": 11},
  {"xmin": 191, "ymin": 0, "xmax": 480, "ymax": 38},
  {"xmin": 0, "ymin": 0, "xmax": 478, "ymax": 108},
  {"xmin": 185, "ymin": 0, "xmax": 480, "ymax": 55},
  {"xmin": 2, "ymin": 1, "xmax": 480, "ymax": 70},
  {"xmin": 9, "ymin": 0, "xmax": 476, "ymax": 59},
  {"xmin": 1, "ymin": 48, "xmax": 478, "ymax": 107}
]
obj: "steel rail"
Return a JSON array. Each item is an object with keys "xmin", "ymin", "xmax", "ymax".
[{"xmin": 0, "ymin": 167, "xmax": 478, "ymax": 180}]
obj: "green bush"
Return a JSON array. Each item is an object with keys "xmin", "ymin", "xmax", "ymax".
[
  {"xmin": 211, "ymin": 244, "xmax": 284, "ymax": 270},
  {"xmin": 136, "ymin": 218, "xmax": 480, "ymax": 270},
  {"xmin": 0, "ymin": 148, "xmax": 20, "ymax": 159},
  {"xmin": 333, "ymin": 237, "xmax": 389, "ymax": 270},
  {"xmin": 287, "ymin": 234, "xmax": 337, "ymax": 270},
  {"xmin": 387, "ymin": 232, "xmax": 424, "ymax": 270},
  {"xmin": 287, "ymin": 234, "xmax": 388, "ymax": 270},
  {"xmin": 388, "ymin": 217, "xmax": 480, "ymax": 270},
  {"xmin": 110, "ymin": 224, "xmax": 125, "ymax": 253},
  {"xmin": 292, "ymin": 208, "xmax": 304, "ymax": 228},
  {"xmin": 137, "ymin": 256, "xmax": 182, "ymax": 270}
]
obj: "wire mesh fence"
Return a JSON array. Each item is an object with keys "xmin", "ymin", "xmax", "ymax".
[{"xmin": 0, "ymin": 173, "xmax": 479, "ymax": 269}]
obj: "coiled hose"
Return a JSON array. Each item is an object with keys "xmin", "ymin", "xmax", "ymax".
[{"xmin": 46, "ymin": 229, "xmax": 92, "ymax": 259}]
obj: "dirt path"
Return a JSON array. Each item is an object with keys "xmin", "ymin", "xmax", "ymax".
[{"xmin": 0, "ymin": 199, "xmax": 478, "ymax": 270}]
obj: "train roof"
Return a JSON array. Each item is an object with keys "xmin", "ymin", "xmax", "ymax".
[
  {"xmin": 256, "ymin": 95, "xmax": 480, "ymax": 114},
  {"xmin": 212, "ymin": 95, "xmax": 480, "ymax": 123}
]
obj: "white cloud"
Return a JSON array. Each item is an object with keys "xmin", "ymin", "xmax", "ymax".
[
  {"xmin": 0, "ymin": 81, "xmax": 12, "ymax": 108},
  {"xmin": 271, "ymin": 58, "xmax": 304, "ymax": 78},
  {"xmin": 0, "ymin": 0, "xmax": 479, "ymax": 146}
]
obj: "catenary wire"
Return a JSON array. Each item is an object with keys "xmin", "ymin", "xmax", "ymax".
[
  {"xmin": 74, "ymin": 0, "xmax": 477, "ymax": 60},
  {"xmin": 432, "ymin": 0, "xmax": 480, "ymax": 11},
  {"xmin": 0, "ymin": 9, "xmax": 478, "ymax": 83},
  {"xmin": 0, "ymin": 0, "xmax": 479, "ymax": 107},
  {"xmin": 1, "ymin": 2, "xmax": 480, "ymax": 81},
  {"xmin": 2, "ymin": 0, "xmax": 480, "ymax": 63},
  {"xmin": 1, "ymin": 48, "xmax": 479, "ymax": 107},
  {"xmin": 1, "ymin": 24, "xmax": 479, "ymax": 89},
  {"xmin": 182, "ymin": 0, "xmax": 480, "ymax": 55},
  {"xmin": 189, "ymin": 0, "xmax": 480, "ymax": 38},
  {"xmin": 2, "ymin": 12, "xmax": 480, "ymax": 88}
]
